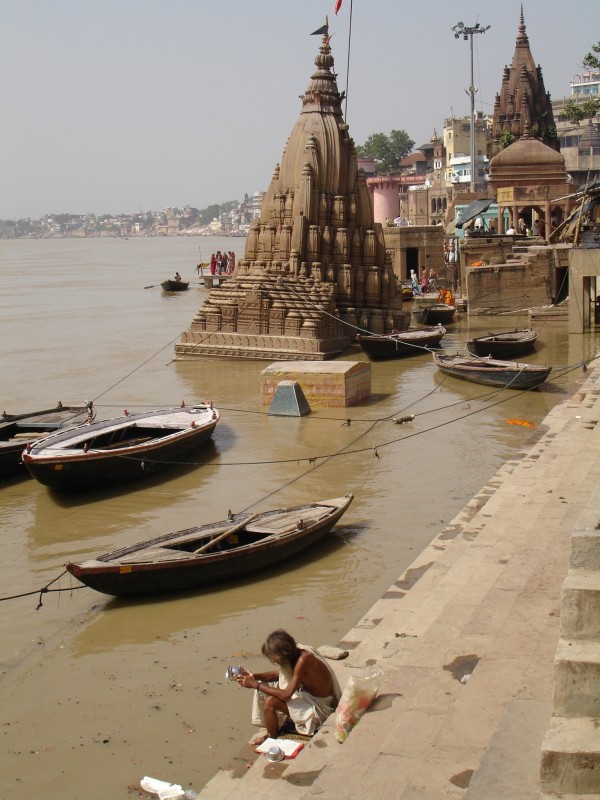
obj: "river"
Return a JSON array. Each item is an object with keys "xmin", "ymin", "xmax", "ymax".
[{"xmin": 0, "ymin": 236, "xmax": 596, "ymax": 799}]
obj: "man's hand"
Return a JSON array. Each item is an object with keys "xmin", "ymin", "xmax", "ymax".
[{"xmin": 237, "ymin": 669, "xmax": 259, "ymax": 689}]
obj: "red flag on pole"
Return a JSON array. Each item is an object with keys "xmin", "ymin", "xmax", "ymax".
[{"xmin": 334, "ymin": 0, "xmax": 342, "ymax": 14}]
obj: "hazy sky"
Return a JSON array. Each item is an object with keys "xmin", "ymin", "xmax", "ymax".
[{"xmin": 1, "ymin": 0, "xmax": 596, "ymax": 220}]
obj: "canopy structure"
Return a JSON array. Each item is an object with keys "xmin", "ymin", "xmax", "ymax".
[{"xmin": 455, "ymin": 198, "xmax": 496, "ymax": 229}]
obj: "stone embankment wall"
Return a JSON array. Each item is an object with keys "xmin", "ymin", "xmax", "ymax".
[{"xmin": 541, "ymin": 493, "xmax": 600, "ymax": 795}]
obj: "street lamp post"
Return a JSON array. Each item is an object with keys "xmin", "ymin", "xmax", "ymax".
[{"xmin": 451, "ymin": 21, "xmax": 490, "ymax": 194}]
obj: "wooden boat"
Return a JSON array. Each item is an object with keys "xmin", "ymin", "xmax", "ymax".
[
  {"xmin": 22, "ymin": 403, "xmax": 219, "ymax": 491},
  {"xmin": 66, "ymin": 494, "xmax": 354, "ymax": 597},
  {"xmin": 0, "ymin": 402, "xmax": 92, "ymax": 479},
  {"xmin": 413, "ymin": 303, "xmax": 456, "ymax": 325},
  {"xmin": 400, "ymin": 281, "xmax": 414, "ymax": 300},
  {"xmin": 432, "ymin": 353, "xmax": 551, "ymax": 390},
  {"xmin": 357, "ymin": 326, "xmax": 446, "ymax": 360},
  {"xmin": 466, "ymin": 328, "xmax": 538, "ymax": 359},
  {"xmin": 161, "ymin": 279, "xmax": 189, "ymax": 292}
]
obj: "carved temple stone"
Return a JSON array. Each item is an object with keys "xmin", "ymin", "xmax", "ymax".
[
  {"xmin": 175, "ymin": 24, "xmax": 404, "ymax": 362},
  {"xmin": 490, "ymin": 7, "xmax": 559, "ymax": 158}
]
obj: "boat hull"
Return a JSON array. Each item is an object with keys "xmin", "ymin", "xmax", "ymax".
[
  {"xmin": 22, "ymin": 406, "xmax": 219, "ymax": 491},
  {"xmin": 161, "ymin": 280, "xmax": 189, "ymax": 292},
  {"xmin": 466, "ymin": 329, "xmax": 538, "ymax": 359},
  {"xmin": 433, "ymin": 354, "xmax": 551, "ymax": 390},
  {"xmin": 357, "ymin": 326, "xmax": 446, "ymax": 360},
  {"xmin": 413, "ymin": 304, "xmax": 456, "ymax": 325},
  {"xmin": 66, "ymin": 495, "xmax": 354, "ymax": 597},
  {"xmin": 0, "ymin": 405, "xmax": 90, "ymax": 479}
]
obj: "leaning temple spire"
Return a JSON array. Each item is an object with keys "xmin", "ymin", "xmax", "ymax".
[
  {"xmin": 491, "ymin": 7, "xmax": 559, "ymax": 156},
  {"xmin": 175, "ymin": 25, "xmax": 404, "ymax": 361}
]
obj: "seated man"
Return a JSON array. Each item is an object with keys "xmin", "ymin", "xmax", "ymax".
[{"xmin": 237, "ymin": 628, "xmax": 341, "ymax": 744}]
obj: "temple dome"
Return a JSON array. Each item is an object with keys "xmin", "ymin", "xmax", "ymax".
[
  {"xmin": 489, "ymin": 135, "xmax": 567, "ymax": 186},
  {"xmin": 578, "ymin": 121, "xmax": 600, "ymax": 155}
]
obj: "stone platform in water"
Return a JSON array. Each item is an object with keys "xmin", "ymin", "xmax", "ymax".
[{"xmin": 261, "ymin": 361, "xmax": 370, "ymax": 408}]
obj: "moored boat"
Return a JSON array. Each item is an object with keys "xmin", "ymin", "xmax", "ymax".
[
  {"xmin": 22, "ymin": 403, "xmax": 219, "ymax": 491},
  {"xmin": 413, "ymin": 303, "xmax": 456, "ymax": 325},
  {"xmin": 357, "ymin": 326, "xmax": 446, "ymax": 360},
  {"xmin": 432, "ymin": 353, "xmax": 551, "ymax": 390},
  {"xmin": 466, "ymin": 328, "xmax": 538, "ymax": 359},
  {"xmin": 66, "ymin": 494, "xmax": 354, "ymax": 597},
  {"xmin": 0, "ymin": 402, "xmax": 92, "ymax": 479}
]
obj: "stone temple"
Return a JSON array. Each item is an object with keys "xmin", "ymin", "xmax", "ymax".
[{"xmin": 175, "ymin": 24, "xmax": 405, "ymax": 361}]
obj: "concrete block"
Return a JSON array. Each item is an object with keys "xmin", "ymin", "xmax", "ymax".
[
  {"xmin": 554, "ymin": 638, "xmax": 600, "ymax": 718},
  {"xmin": 561, "ymin": 570, "xmax": 600, "ymax": 640},
  {"xmin": 260, "ymin": 360, "xmax": 371, "ymax": 407},
  {"xmin": 571, "ymin": 530, "xmax": 600, "ymax": 571},
  {"xmin": 541, "ymin": 716, "xmax": 600, "ymax": 795}
]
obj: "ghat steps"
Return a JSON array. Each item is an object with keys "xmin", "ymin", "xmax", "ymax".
[{"xmin": 199, "ymin": 371, "xmax": 600, "ymax": 799}]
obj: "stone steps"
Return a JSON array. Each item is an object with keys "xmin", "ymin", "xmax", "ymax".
[
  {"xmin": 540, "ymin": 483, "xmax": 600, "ymax": 797},
  {"xmin": 541, "ymin": 717, "xmax": 600, "ymax": 795},
  {"xmin": 197, "ymin": 371, "xmax": 600, "ymax": 799},
  {"xmin": 554, "ymin": 638, "xmax": 600, "ymax": 718}
]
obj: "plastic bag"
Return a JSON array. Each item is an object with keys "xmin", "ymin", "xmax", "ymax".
[{"xmin": 335, "ymin": 667, "xmax": 383, "ymax": 743}]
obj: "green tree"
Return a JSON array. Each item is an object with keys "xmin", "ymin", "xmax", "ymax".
[
  {"xmin": 356, "ymin": 129, "xmax": 415, "ymax": 175},
  {"xmin": 563, "ymin": 42, "xmax": 600, "ymax": 124},
  {"xmin": 562, "ymin": 98, "xmax": 600, "ymax": 125},
  {"xmin": 583, "ymin": 41, "xmax": 600, "ymax": 70}
]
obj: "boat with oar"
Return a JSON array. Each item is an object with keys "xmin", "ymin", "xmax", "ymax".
[
  {"xmin": 356, "ymin": 326, "xmax": 446, "ymax": 360},
  {"xmin": 0, "ymin": 402, "xmax": 92, "ymax": 479},
  {"xmin": 22, "ymin": 403, "xmax": 219, "ymax": 491},
  {"xmin": 161, "ymin": 278, "xmax": 189, "ymax": 292},
  {"xmin": 432, "ymin": 353, "xmax": 552, "ymax": 390},
  {"xmin": 466, "ymin": 328, "xmax": 538, "ymax": 359},
  {"xmin": 66, "ymin": 494, "xmax": 354, "ymax": 597}
]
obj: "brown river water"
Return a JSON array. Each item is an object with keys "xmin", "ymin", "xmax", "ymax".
[{"xmin": 0, "ymin": 236, "xmax": 597, "ymax": 798}]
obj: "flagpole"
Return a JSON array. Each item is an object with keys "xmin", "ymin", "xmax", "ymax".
[{"xmin": 343, "ymin": 0, "xmax": 353, "ymax": 122}]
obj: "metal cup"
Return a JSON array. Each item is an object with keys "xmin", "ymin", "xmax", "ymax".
[
  {"xmin": 267, "ymin": 745, "xmax": 285, "ymax": 762},
  {"xmin": 225, "ymin": 665, "xmax": 243, "ymax": 681}
]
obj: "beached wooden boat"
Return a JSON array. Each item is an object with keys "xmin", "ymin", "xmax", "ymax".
[
  {"xmin": 161, "ymin": 279, "xmax": 189, "ymax": 292},
  {"xmin": 432, "ymin": 353, "xmax": 551, "ymax": 390},
  {"xmin": 466, "ymin": 328, "xmax": 538, "ymax": 359},
  {"xmin": 413, "ymin": 303, "xmax": 456, "ymax": 325},
  {"xmin": 66, "ymin": 494, "xmax": 354, "ymax": 597},
  {"xmin": 22, "ymin": 404, "xmax": 219, "ymax": 491},
  {"xmin": 357, "ymin": 326, "xmax": 446, "ymax": 360},
  {"xmin": 0, "ymin": 403, "xmax": 92, "ymax": 479}
]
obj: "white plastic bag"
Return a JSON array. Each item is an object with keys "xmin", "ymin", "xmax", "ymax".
[
  {"xmin": 335, "ymin": 667, "xmax": 383, "ymax": 743},
  {"xmin": 140, "ymin": 776, "xmax": 185, "ymax": 799}
]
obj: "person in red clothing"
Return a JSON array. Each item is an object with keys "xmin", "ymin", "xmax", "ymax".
[{"xmin": 209, "ymin": 253, "xmax": 217, "ymax": 275}]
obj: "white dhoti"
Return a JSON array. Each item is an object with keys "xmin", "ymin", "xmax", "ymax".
[{"xmin": 251, "ymin": 645, "xmax": 342, "ymax": 736}]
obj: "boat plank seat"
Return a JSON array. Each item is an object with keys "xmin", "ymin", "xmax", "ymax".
[
  {"xmin": 115, "ymin": 548, "xmax": 199, "ymax": 564},
  {"xmin": 96, "ymin": 436, "xmax": 155, "ymax": 450},
  {"xmin": 246, "ymin": 505, "xmax": 331, "ymax": 534}
]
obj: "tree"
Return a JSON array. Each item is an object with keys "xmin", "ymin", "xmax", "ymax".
[
  {"xmin": 562, "ymin": 98, "xmax": 600, "ymax": 125},
  {"xmin": 583, "ymin": 41, "xmax": 600, "ymax": 70},
  {"xmin": 563, "ymin": 42, "xmax": 600, "ymax": 124},
  {"xmin": 356, "ymin": 129, "xmax": 415, "ymax": 175}
]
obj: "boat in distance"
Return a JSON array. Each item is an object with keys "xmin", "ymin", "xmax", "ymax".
[
  {"xmin": 22, "ymin": 403, "xmax": 219, "ymax": 491},
  {"xmin": 66, "ymin": 494, "xmax": 354, "ymax": 597},
  {"xmin": 413, "ymin": 303, "xmax": 456, "ymax": 325},
  {"xmin": 466, "ymin": 328, "xmax": 538, "ymax": 359},
  {"xmin": 161, "ymin": 279, "xmax": 189, "ymax": 292},
  {"xmin": 357, "ymin": 326, "xmax": 446, "ymax": 360},
  {"xmin": 432, "ymin": 353, "xmax": 552, "ymax": 390},
  {"xmin": 0, "ymin": 402, "xmax": 92, "ymax": 479}
]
